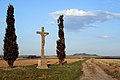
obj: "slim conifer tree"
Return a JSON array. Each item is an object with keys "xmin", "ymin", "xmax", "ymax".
[
  {"xmin": 56, "ymin": 15, "xmax": 66, "ymax": 65},
  {"xmin": 3, "ymin": 4, "xmax": 19, "ymax": 68}
]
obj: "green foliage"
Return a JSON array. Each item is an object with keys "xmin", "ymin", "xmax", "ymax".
[
  {"xmin": 56, "ymin": 15, "xmax": 66, "ymax": 64},
  {"xmin": 3, "ymin": 4, "xmax": 19, "ymax": 67},
  {"xmin": 0, "ymin": 60, "xmax": 84, "ymax": 80}
]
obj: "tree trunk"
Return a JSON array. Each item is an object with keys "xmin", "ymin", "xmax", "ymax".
[
  {"xmin": 7, "ymin": 60, "xmax": 14, "ymax": 68},
  {"xmin": 59, "ymin": 59, "xmax": 63, "ymax": 65}
]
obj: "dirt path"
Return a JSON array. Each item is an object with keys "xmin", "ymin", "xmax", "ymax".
[{"xmin": 79, "ymin": 59, "xmax": 117, "ymax": 80}]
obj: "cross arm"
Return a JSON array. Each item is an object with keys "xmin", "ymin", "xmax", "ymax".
[
  {"xmin": 36, "ymin": 31, "xmax": 42, "ymax": 34},
  {"xmin": 36, "ymin": 31, "xmax": 49, "ymax": 35},
  {"xmin": 44, "ymin": 32, "xmax": 49, "ymax": 35}
]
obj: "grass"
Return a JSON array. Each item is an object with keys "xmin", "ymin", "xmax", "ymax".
[{"xmin": 0, "ymin": 60, "xmax": 84, "ymax": 80}]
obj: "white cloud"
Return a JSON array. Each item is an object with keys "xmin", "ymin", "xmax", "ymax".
[
  {"xmin": 50, "ymin": 9, "xmax": 96, "ymax": 16},
  {"xmin": 49, "ymin": 9, "xmax": 120, "ymax": 31},
  {"xmin": 49, "ymin": 21, "xmax": 56, "ymax": 25},
  {"xmin": 97, "ymin": 36, "xmax": 112, "ymax": 39}
]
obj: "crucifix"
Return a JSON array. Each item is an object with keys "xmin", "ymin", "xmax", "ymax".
[{"xmin": 36, "ymin": 27, "xmax": 49, "ymax": 59}]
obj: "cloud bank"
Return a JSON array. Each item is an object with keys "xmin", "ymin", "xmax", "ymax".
[{"xmin": 49, "ymin": 9, "xmax": 120, "ymax": 31}]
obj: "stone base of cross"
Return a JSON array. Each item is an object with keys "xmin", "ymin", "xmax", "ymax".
[{"xmin": 37, "ymin": 59, "xmax": 48, "ymax": 69}]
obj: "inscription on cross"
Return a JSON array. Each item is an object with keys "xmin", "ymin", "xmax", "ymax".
[{"xmin": 36, "ymin": 27, "xmax": 49, "ymax": 58}]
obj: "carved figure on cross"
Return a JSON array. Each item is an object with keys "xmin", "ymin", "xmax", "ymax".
[{"xmin": 37, "ymin": 27, "xmax": 49, "ymax": 58}]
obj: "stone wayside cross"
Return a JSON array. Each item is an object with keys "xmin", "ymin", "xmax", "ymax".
[
  {"xmin": 36, "ymin": 27, "xmax": 49, "ymax": 58},
  {"xmin": 36, "ymin": 27, "xmax": 49, "ymax": 69}
]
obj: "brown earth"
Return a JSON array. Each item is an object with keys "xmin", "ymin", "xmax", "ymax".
[
  {"xmin": 95, "ymin": 59, "xmax": 120, "ymax": 73},
  {"xmin": 94, "ymin": 59, "xmax": 120, "ymax": 80},
  {"xmin": 78, "ymin": 59, "xmax": 117, "ymax": 80},
  {"xmin": 0, "ymin": 58, "xmax": 81, "ymax": 68}
]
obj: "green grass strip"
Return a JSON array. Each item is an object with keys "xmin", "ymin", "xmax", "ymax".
[{"xmin": 0, "ymin": 60, "xmax": 84, "ymax": 80}]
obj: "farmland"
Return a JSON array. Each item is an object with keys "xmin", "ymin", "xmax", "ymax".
[
  {"xmin": 94, "ymin": 59, "xmax": 120, "ymax": 80},
  {"xmin": 0, "ymin": 57, "xmax": 120, "ymax": 80}
]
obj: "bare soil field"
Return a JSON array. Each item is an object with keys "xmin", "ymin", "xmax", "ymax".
[
  {"xmin": 94, "ymin": 59, "xmax": 120, "ymax": 80},
  {"xmin": 0, "ymin": 58, "xmax": 82, "ymax": 68},
  {"xmin": 78, "ymin": 58, "xmax": 120, "ymax": 80}
]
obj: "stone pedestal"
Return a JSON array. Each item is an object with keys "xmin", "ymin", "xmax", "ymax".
[{"xmin": 37, "ymin": 58, "xmax": 48, "ymax": 69}]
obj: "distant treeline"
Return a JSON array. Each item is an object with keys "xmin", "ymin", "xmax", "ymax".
[
  {"xmin": 19, "ymin": 55, "xmax": 40, "ymax": 59},
  {"xmin": 95, "ymin": 56, "xmax": 120, "ymax": 59},
  {"xmin": 0, "ymin": 54, "xmax": 120, "ymax": 59},
  {"xmin": 0, "ymin": 55, "xmax": 40, "ymax": 59},
  {"xmin": 73, "ymin": 53, "xmax": 98, "ymax": 56}
]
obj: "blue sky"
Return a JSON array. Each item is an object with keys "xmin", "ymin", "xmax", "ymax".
[{"xmin": 0, "ymin": 0, "xmax": 120, "ymax": 56}]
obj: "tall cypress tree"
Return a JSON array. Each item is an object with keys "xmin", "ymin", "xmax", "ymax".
[
  {"xmin": 3, "ymin": 4, "xmax": 19, "ymax": 68},
  {"xmin": 56, "ymin": 15, "xmax": 66, "ymax": 65}
]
